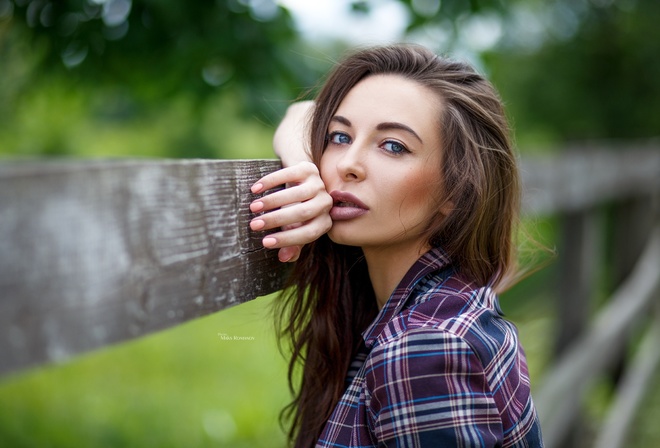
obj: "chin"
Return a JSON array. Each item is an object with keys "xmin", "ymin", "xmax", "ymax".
[{"xmin": 327, "ymin": 228, "xmax": 362, "ymax": 247}]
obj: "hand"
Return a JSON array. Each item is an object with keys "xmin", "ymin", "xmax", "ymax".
[
  {"xmin": 250, "ymin": 161, "xmax": 332, "ymax": 262},
  {"xmin": 273, "ymin": 101, "xmax": 315, "ymax": 167}
]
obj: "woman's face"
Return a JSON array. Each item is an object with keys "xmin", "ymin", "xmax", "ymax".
[{"xmin": 320, "ymin": 74, "xmax": 445, "ymax": 255}]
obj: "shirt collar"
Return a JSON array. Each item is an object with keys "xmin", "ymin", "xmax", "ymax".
[{"xmin": 361, "ymin": 247, "xmax": 452, "ymax": 348}]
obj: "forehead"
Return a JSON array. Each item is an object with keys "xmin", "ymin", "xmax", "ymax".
[{"xmin": 336, "ymin": 74, "xmax": 442, "ymax": 128}]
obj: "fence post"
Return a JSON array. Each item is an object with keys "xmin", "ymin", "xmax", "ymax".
[
  {"xmin": 555, "ymin": 208, "xmax": 601, "ymax": 356},
  {"xmin": 554, "ymin": 207, "xmax": 601, "ymax": 447},
  {"xmin": 605, "ymin": 194, "xmax": 658, "ymax": 386}
]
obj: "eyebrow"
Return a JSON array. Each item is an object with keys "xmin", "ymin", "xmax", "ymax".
[
  {"xmin": 377, "ymin": 122, "xmax": 423, "ymax": 144},
  {"xmin": 331, "ymin": 116, "xmax": 352, "ymax": 127},
  {"xmin": 331, "ymin": 115, "xmax": 423, "ymax": 144}
]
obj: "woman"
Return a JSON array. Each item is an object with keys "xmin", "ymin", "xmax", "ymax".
[{"xmin": 249, "ymin": 45, "xmax": 543, "ymax": 447}]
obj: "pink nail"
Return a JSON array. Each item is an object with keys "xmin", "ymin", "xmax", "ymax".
[
  {"xmin": 251, "ymin": 183, "xmax": 264, "ymax": 193},
  {"xmin": 250, "ymin": 201, "xmax": 264, "ymax": 212},
  {"xmin": 279, "ymin": 247, "xmax": 292, "ymax": 262},
  {"xmin": 263, "ymin": 237, "xmax": 277, "ymax": 248},
  {"xmin": 250, "ymin": 220, "xmax": 265, "ymax": 230}
]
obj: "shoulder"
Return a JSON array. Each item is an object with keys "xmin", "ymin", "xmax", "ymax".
[
  {"xmin": 366, "ymin": 325, "xmax": 482, "ymax": 380},
  {"xmin": 364, "ymin": 326, "xmax": 487, "ymax": 404},
  {"xmin": 406, "ymin": 278, "xmax": 521, "ymax": 369},
  {"xmin": 365, "ymin": 313, "xmax": 489, "ymax": 393},
  {"xmin": 364, "ymin": 286, "xmax": 541, "ymax": 446},
  {"xmin": 399, "ymin": 284, "xmax": 532, "ymax": 401}
]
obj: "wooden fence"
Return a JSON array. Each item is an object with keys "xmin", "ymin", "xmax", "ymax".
[
  {"xmin": 0, "ymin": 159, "xmax": 289, "ymax": 376},
  {"xmin": 1, "ymin": 145, "xmax": 659, "ymax": 447}
]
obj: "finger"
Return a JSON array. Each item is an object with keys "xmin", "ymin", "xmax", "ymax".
[
  {"xmin": 250, "ymin": 194, "xmax": 332, "ymax": 232},
  {"xmin": 250, "ymin": 180, "xmax": 327, "ymax": 213},
  {"xmin": 261, "ymin": 214, "xmax": 332, "ymax": 249},
  {"xmin": 278, "ymin": 246, "xmax": 301, "ymax": 263},
  {"xmin": 251, "ymin": 161, "xmax": 319, "ymax": 193}
]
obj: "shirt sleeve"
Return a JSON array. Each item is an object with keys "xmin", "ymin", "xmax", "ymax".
[{"xmin": 364, "ymin": 327, "xmax": 503, "ymax": 447}]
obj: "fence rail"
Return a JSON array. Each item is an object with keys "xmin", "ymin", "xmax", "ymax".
[
  {"xmin": 0, "ymin": 159, "xmax": 288, "ymax": 377},
  {"xmin": 1, "ymin": 146, "xmax": 659, "ymax": 447}
]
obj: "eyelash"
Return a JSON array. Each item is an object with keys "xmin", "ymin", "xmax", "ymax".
[
  {"xmin": 326, "ymin": 131, "xmax": 410, "ymax": 155},
  {"xmin": 327, "ymin": 131, "xmax": 351, "ymax": 146},
  {"xmin": 382, "ymin": 140, "xmax": 409, "ymax": 155}
]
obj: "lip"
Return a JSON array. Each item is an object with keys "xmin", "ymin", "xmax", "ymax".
[{"xmin": 329, "ymin": 190, "xmax": 369, "ymax": 221}]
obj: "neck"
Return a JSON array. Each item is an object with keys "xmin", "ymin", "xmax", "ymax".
[{"xmin": 363, "ymin": 241, "xmax": 430, "ymax": 309}]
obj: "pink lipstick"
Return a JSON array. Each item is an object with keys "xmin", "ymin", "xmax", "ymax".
[{"xmin": 329, "ymin": 191, "xmax": 369, "ymax": 221}]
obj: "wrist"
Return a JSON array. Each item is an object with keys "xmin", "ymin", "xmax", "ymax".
[{"xmin": 273, "ymin": 101, "xmax": 315, "ymax": 166}]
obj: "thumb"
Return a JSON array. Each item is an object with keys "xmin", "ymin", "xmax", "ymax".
[{"xmin": 278, "ymin": 245, "xmax": 301, "ymax": 263}]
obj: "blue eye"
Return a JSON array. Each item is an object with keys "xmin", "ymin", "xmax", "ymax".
[
  {"xmin": 327, "ymin": 132, "xmax": 351, "ymax": 145},
  {"xmin": 383, "ymin": 140, "xmax": 408, "ymax": 154}
]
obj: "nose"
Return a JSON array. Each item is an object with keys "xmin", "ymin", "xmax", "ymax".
[{"xmin": 336, "ymin": 143, "xmax": 366, "ymax": 182}]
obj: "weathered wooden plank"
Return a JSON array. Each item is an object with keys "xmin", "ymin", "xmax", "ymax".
[
  {"xmin": 520, "ymin": 145, "xmax": 660, "ymax": 215},
  {"xmin": 535, "ymin": 226, "xmax": 660, "ymax": 448},
  {"xmin": 0, "ymin": 159, "xmax": 288, "ymax": 377}
]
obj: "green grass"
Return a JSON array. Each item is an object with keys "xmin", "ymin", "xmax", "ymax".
[{"xmin": 0, "ymin": 294, "xmax": 290, "ymax": 448}]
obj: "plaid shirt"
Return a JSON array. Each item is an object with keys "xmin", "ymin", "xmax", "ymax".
[{"xmin": 316, "ymin": 248, "xmax": 543, "ymax": 447}]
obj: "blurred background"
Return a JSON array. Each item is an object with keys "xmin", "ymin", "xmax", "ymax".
[{"xmin": 0, "ymin": 0, "xmax": 658, "ymax": 447}]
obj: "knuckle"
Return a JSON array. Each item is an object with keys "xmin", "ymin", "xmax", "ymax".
[
  {"xmin": 296, "ymin": 183, "xmax": 313, "ymax": 199},
  {"xmin": 298, "ymin": 206, "xmax": 315, "ymax": 221},
  {"xmin": 302, "ymin": 225, "xmax": 319, "ymax": 241},
  {"xmin": 300, "ymin": 161, "xmax": 320, "ymax": 177},
  {"xmin": 307, "ymin": 180, "xmax": 327, "ymax": 197},
  {"xmin": 322, "ymin": 194, "xmax": 333, "ymax": 210},
  {"xmin": 321, "ymin": 216, "xmax": 333, "ymax": 232},
  {"xmin": 300, "ymin": 160, "xmax": 318, "ymax": 171}
]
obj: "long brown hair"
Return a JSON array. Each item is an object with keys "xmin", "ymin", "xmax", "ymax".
[{"xmin": 274, "ymin": 44, "xmax": 521, "ymax": 448}]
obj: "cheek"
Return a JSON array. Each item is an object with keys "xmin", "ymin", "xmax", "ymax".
[
  {"xmin": 319, "ymin": 152, "xmax": 335, "ymax": 182},
  {"xmin": 395, "ymin": 167, "xmax": 439, "ymax": 219}
]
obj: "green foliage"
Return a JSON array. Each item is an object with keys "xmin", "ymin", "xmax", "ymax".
[
  {"xmin": 0, "ymin": 75, "xmax": 277, "ymax": 159},
  {"xmin": 3, "ymin": 0, "xmax": 303, "ymax": 111},
  {"xmin": 484, "ymin": 0, "xmax": 660, "ymax": 145},
  {"xmin": 386, "ymin": 0, "xmax": 509, "ymax": 30},
  {"xmin": 0, "ymin": 1, "xmax": 332, "ymax": 159}
]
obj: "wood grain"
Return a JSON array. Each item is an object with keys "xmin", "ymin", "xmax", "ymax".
[{"xmin": 0, "ymin": 159, "xmax": 289, "ymax": 376}]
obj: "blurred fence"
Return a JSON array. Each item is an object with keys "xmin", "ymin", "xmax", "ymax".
[
  {"xmin": 1, "ymin": 146, "xmax": 659, "ymax": 447},
  {"xmin": 523, "ymin": 145, "xmax": 660, "ymax": 448}
]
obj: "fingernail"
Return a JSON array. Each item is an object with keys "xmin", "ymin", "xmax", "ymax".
[
  {"xmin": 250, "ymin": 201, "xmax": 264, "ymax": 212},
  {"xmin": 250, "ymin": 219, "xmax": 265, "ymax": 230},
  {"xmin": 278, "ymin": 247, "xmax": 293, "ymax": 262},
  {"xmin": 263, "ymin": 237, "xmax": 277, "ymax": 248},
  {"xmin": 251, "ymin": 183, "xmax": 264, "ymax": 194}
]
